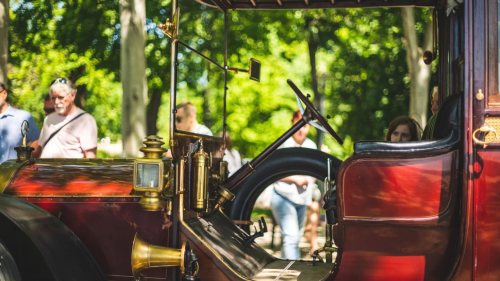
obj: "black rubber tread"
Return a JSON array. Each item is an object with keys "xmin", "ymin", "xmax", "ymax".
[
  {"xmin": 0, "ymin": 237, "xmax": 21, "ymax": 281},
  {"xmin": 226, "ymin": 147, "xmax": 341, "ymax": 233}
]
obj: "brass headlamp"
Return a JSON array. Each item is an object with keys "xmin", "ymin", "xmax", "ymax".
[{"xmin": 134, "ymin": 136, "xmax": 171, "ymax": 211}]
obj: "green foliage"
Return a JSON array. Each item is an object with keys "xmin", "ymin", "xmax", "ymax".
[
  {"xmin": 8, "ymin": 0, "xmax": 122, "ymax": 141},
  {"xmin": 221, "ymin": 8, "xmax": 430, "ymax": 160},
  {"xmin": 6, "ymin": 1, "xmax": 431, "ymax": 161}
]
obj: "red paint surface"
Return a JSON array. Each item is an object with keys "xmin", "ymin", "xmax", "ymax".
[
  {"xmin": 26, "ymin": 200, "xmax": 171, "ymax": 279},
  {"xmin": 334, "ymin": 225, "xmax": 455, "ymax": 281},
  {"xmin": 4, "ymin": 160, "xmax": 134, "ymax": 196},
  {"xmin": 335, "ymin": 253, "xmax": 425, "ymax": 281},
  {"xmin": 475, "ymin": 151, "xmax": 500, "ymax": 281},
  {"xmin": 342, "ymin": 152, "xmax": 454, "ymax": 218}
]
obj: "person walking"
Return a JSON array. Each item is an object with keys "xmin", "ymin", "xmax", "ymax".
[
  {"xmin": 34, "ymin": 78, "xmax": 97, "ymax": 158},
  {"xmin": 0, "ymin": 83, "xmax": 40, "ymax": 164},
  {"xmin": 271, "ymin": 110, "xmax": 317, "ymax": 260}
]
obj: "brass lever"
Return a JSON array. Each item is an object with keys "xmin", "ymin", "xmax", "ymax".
[{"xmin": 473, "ymin": 124, "xmax": 498, "ymax": 146}]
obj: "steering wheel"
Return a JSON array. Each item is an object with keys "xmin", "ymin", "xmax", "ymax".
[{"xmin": 287, "ymin": 79, "xmax": 343, "ymax": 144}]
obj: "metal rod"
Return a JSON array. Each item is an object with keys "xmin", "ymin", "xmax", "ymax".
[
  {"xmin": 223, "ymin": 11, "xmax": 228, "ymax": 150},
  {"xmin": 170, "ymin": 39, "xmax": 179, "ymax": 145},
  {"xmin": 224, "ymin": 118, "xmax": 307, "ymax": 189},
  {"xmin": 226, "ymin": 67, "xmax": 249, "ymax": 73},
  {"xmin": 178, "ymin": 41, "xmax": 224, "ymax": 70}
]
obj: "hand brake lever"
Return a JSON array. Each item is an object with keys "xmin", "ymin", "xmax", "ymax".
[{"xmin": 243, "ymin": 217, "xmax": 267, "ymax": 246}]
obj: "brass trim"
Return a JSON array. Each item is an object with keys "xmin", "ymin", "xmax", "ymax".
[
  {"xmin": 133, "ymin": 158, "xmax": 165, "ymax": 193},
  {"xmin": 106, "ymin": 275, "xmax": 166, "ymax": 280},
  {"xmin": 11, "ymin": 195, "xmax": 140, "ymax": 198},
  {"xmin": 0, "ymin": 160, "xmax": 29, "ymax": 194},
  {"xmin": 484, "ymin": 117, "xmax": 500, "ymax": 143},
  {"xmin": 232, "ymin": 220, "xmax": 254, "ymax": 225},
  {"xmin": 247, "ymin": 163, "xmax": 255, "ymax": 171}
]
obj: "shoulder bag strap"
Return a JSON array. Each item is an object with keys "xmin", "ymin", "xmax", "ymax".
[{"xmin": 43, "ymin": 112, "xmax": 87, "ymax": 147}]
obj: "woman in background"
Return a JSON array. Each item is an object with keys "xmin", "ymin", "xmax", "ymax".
[{"xmin": 385, "ymin": 116, "xmax": 422, "ymax": 142}]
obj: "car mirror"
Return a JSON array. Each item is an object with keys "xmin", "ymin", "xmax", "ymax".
[{"xmin": 249, "ymin": 58, "xmax": 261, "ymax": 82}]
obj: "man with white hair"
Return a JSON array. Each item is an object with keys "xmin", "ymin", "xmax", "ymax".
[{"xmin": 34, "ymin": 78, "xmax": 97, "ymax": 158}]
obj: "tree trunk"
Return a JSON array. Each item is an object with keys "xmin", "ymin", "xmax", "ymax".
[
  {"xmin": 0, "ymin": 0, "xmax": 8, "ymax": 86},
  {"xmin": 120, "ymin": 0, "xmax": 147, "ymax": 157},
  {"xmin": 401, "ymin": 7, "xmax": 433, "ymax": 129},
  {"xmin": 70, "ymin": 66, "xmax": 87, "ymax": 109},
  {"xmin": 147, "ymin": 89, "xmax": 161, "ymax": 136}
]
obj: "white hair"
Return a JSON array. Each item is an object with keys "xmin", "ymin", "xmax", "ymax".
[{"xmin": 49, "ymin": 79, "xmax": 76, "ymax": 96}]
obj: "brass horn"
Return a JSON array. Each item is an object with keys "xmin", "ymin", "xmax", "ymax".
[{"xmin": 131, "ymin": 233, "xmax": 188, "ymax": 280}]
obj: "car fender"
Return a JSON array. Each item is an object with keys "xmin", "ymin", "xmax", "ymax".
[{"xmin": 0, "ymin": 194, "xmax": 107, "ymax": 281}]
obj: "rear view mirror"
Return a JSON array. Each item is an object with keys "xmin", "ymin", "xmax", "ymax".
[{"xmin": 249, "ymin": 58, "xmax": 261, "ymax": 82}]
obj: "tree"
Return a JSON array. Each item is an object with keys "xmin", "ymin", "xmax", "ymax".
[
  {"xmin": 0, "ymin": 0, "xmax": 8, "ymax": 85},
  {"xmin": 120, "ymin": 0, "xmax": 147, "ymax": 157},
  {"xmin": 401, "ymin": 7, "xmax": 433, "ymax": 128}
]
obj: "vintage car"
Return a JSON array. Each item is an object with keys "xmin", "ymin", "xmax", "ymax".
[{"xmin": 0, "ymin": 0, "xmax": 497, "ymax": 280}]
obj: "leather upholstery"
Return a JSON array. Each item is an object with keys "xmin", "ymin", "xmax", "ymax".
[{"xmin": 354, "ymin": 94, "xmax": 462, "ymax": 154}]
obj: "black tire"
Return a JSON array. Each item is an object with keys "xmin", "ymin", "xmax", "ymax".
[
  {"xmin": 226, "ymin": 147, "xmax": 342, "ymax": 233},
  {"xmin": 0, "ymin": 238, "xmax": 21, "ymax": 281}
]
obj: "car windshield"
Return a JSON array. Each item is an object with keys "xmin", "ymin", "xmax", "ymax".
[
  {"xmin": 174, "ymin": 4, "xmax": 436, "ymax": 156},
  {"xmin": 174, "ymin": 0, "xmax": 225, "ymax": 136}
]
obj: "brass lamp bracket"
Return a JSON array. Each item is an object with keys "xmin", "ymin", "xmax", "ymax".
[{"xmin": 159, "ymin": 8, "xmax": 179, "ymax": 39}]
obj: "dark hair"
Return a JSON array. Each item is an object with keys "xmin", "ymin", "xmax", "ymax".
[
  {"xmin": 292, "ymin": 110, "xmax": 302, "ymax": 122},
  {"xmin": 44, "ymin": 93, "xmax": 51, "ymax": 101},
  {"xmin": 385, "ymin": 116, "xmax": 422, "ymax": 141}
]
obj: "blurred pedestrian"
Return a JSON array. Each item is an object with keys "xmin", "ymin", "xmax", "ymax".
[
  {"xmin": 222, "ymin": 131, "xmax": 242, "ymax": 176},
  {"xmin": 271, "ymin": 110, "xmax": 317, "ymax": 259},
  {"xmin": 175, "ymin": 101, "xmax": 212, "ymax": 135},
  {"xmin": 423, "ymin": 86, "xmax": 439, "ymax": 139},
  {"xmin": 43, "ymin": 94, "xmax": 55, "ymax": 116},
  {"xmin": 34, "ymin": 78, "xmax": 97, "ymax": 158},
  {"xmin": 0, "ymin": 83, "xmax": 40, "ymax": 164}
]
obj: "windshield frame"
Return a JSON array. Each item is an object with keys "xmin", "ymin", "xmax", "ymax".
[{"xmin": 169, "ymin": 1, "xmax": 228, "ymax": 157}]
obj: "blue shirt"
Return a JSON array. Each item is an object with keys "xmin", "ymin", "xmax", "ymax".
[{"xmin": 0, "ymin": 105, "xmax": 40, "ymax": 164}]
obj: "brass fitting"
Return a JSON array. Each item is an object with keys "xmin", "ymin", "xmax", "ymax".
[
  {"xmin": 191, "ymin": 139, "xmax": 210, "ymax": 212},
  {"xmin": 14, "ymin": 120, "xmax": 34, "ymax": 162},
  {"xmin": 134, "ymin": 136, "xmax": 170, "ymax": 211}
]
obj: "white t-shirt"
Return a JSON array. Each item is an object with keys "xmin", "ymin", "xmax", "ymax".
[
  {"xmin": 223, "ymin": 148, "xmax": 242, "ymax": 176},
  {"xmin": 273, "ymin": 137, "xmax": 317, "ymax": 205},
  {"xmin": 39, "ymin": 108, "xmax": 97, "ymax": 158},
  {"xmin": 193, "ymin": 124, "xmax": 213, "ymax": 136}
]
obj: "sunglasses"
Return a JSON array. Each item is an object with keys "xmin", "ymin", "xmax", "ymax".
[
  {"xmin": 44, "ymin": 107, "xmax": 55, "ymax": 114},
  {"xmin": 51, "ymin": 78, "xmax": 67, "ymax": 86},
  {"xmin": 175, "ymin": 116, "xmax": 183, "ymax": 123}
]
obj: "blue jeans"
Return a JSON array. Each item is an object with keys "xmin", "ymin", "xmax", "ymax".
[{"xmin": 271, "ymin": 189, "xmax": 307, "ymax": 260}]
